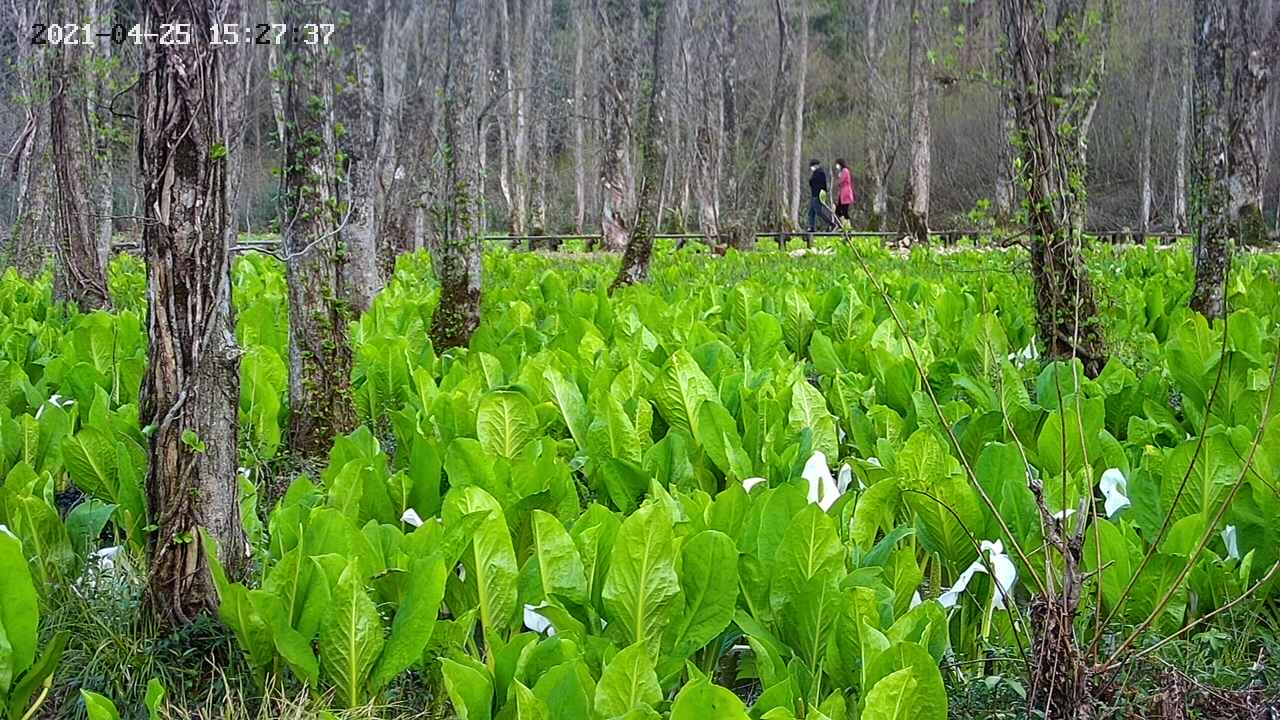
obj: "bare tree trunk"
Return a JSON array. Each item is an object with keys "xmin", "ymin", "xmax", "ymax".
[
  {"xmin": 995, "ymin": 82, "xmax": 1017, "ymax": 225},
  {"xmin": 5, "ymin": 1, "xmax": 54, "ymax": 275},
  {"xmin": 90, "ymin": 0, "xmax": 114, "ymax": 262},
  {"xmin": 1173, "ymin": 12, "xmax": 1192, "ymax": 233},
  {"xmin": 721, "ymin": 0, "xmax": 791, "ymax": 250},
  {"xmin": 1003, "ymin": 0, "xmax": 1109, "ymax": 381},
  {"xmin": 283, "ymin": 3, "xmax": 357, "ymax": 455},
  {"xmin": 573, "ymin": 1, "xmax": 588, "ymax": 234},
  {"xmin": 611, "ymin": 0, "xmax": 670, "ymax": 291},
  {"xmin": 1138, "ymin": 0, "xmax": 1158, "ymax": 236},
  {"xmin": 862, "ymin": 0, "xmax": 901, "ymax": 233},
  {"xmin": 49, "ymin": 0, "xmax": 110, "ymax": 311},
  {"xmin": 900, "ymin": 0, "xmax": 931, "ymax": 244},
  {"xmin": 139, "ymin": 0, "xmax": 245, "ymax": 627},
  {"xmin": 430, "ymin": 0, "xmax": 483, "ymax": 350},
  {"xmin": 596, "ymin": 0, "xmax": 637, "ymax": 251},
  {"xmin": 788, "ymin": 0, "xmax": 809, "ymax": 227}
]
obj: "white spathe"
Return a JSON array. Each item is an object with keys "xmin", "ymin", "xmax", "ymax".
[
  {"xmin": 523, "ymin": 604, "xmax": 556, "ymax": 636},
  {"xmin": 937, "ymin": 539, "xmax": 1018, "ymax": 611},
  {"xmin": 836, "ymin": 463, "xmax": 863, "ymax": 494},
  {"xmin": 400, "ymin": 508, "xmax": 425, "ymax": 528},
  {"xmin": 802, "ymin": 451, "xmax": 842, "ymax": 511},
  {"xmin": 1099, "ymin": 468, "xmax": 1131, "ymax": 518},
  {"xmin": 35, "ymin": 393, "xmax": 74, "ymax": 420},
  {"xmin": 0, "ymin": 524, "xmax": 12, "ymax": 538},
  {"xmin": 1221, "ymin": 525, "xmax": 1240, "ymax": 560},
  {"xmin": 742, "ymin": 477, "xmax": 767, "ymax": 493}
]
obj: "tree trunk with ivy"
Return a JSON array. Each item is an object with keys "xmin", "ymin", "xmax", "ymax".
[
  {"xmin": 1003, "ymin": 0, "xmax": 1109, "ymax": 380},
  {"xmin": 610, "ymin": 0, "xmax": 669, "ymax": 291},
  {"xmin": 429, "ymin": 0, "xmax": 483, "ymax": 350},
  {"xmin": 282, "ymin": 3, "xmax": 358, "ymax": 456},
  {"xmin": 139, "ymin": 0, "xmax": 246, "ymax": 627},
  {"xmin": 595, "ymin": 0, "xmax": 637, "ymax": 252},
  {"xmin": 1190, "ymin": 0, "xmax": 1279, "ymax": 318},
  {"xmin": 49, "ymin": 0, "xmax": 110, "ymax": 312}
]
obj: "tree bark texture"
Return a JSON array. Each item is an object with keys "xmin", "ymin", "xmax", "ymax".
[
  {"xmin": 283, "ymin": 3, "xmax": 358, "ymax": 456},
  {"xmin": 1190, "ymin": 0, "xmax": 1279, "ymax": 317},
  {"xmin": 139, "ymin": 0, "xmax": 245, "ymax": 627},
  {"xmin": 49, "ymin": 0, "xmax": 110, "ymax": 311},
  {"xmin": 430, "ymin": 0, "xmax": 484, "ymax": 350},
  {"xmin": 4, "ymin": 0, "xmax": 54, "ymax": 275},
  {"xmin": 721, "ymin": 0, "xmax": 791, "ymax": 250},
  {"xmin": 572, "ymin": 1, "xmax": 589, "ymax": 234},
  {"xmin": 1173, "ymin": 11, "xmax": 1192, "ymax": 233},
  {"xmin": 611, "ymin": 0, "xmax": 670, "ymax": 292},
  {"xmin": 1002, "ymin": 0, "xmax": 1109, "ymax": 383},
  {"xmin": 595, "ymin": 0, "xmax": 637, "ymax": 251},
  {"xmin": 901, "ymin": 0, "xmax": 931, "ymax": 244},
  {"xmin": 788, "ymin": 0, "xmax": 809, "ymax": 226}
]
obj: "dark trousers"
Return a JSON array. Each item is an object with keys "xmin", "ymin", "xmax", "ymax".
[{"xmin": 808, "ymin": 196, "xmax": 825, "ymax": 232}]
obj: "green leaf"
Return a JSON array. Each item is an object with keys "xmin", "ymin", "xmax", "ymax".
[
  {"xmin": 0, "ymin": 528, "xmax": 39, "ymax": 677},
  {"xmin": 531, "ymin": 511, "xmax": 590, "ymax": 606},
  {"xmin": 788, "ymin": 379, "xmax": 838, "ymax": 460},
  {"xmin": 862, "ymin": 642, "xmax": 947, "ymax": 720},
  {"xmin": 318, "ymin": 560, "xmax": 385, "ymax": 708},
  {"xmin": 669, "ymin": 677, "xmax": 750, "ymax": 719},
  {"xmin": 651, "ymin": 350, "xmax": 718, "ymax": 436},
  {"xmin": 441, "ymin": 657, "xmax": 494, "ymax": 720},
  {"xmin": 860, "ymin": 668, "xmax": 916, "ymax": 720},
  {"xmin": 370, "ymin": 556, "xmax": 447, "ymax": 692},
  {"xmin": 513, "ymin": 680, "xmax": 550, "ymax": 720},
  {"xmin": 81, "ymin": 690, "xmax": 121, "ymax": 720},
  {"xmin": 697, "ymin": 401, "xmax": 753, "ymax": 481},
  {"xmin": 544, "ymin": 367, "xmax": 589, "ymax": 452},
  {"xmin": 144, "ymin": 679, "xmax": 166, "ymax": 720},
  {"xmin": 602, "ymin": 503, "xmax": 682, "ymax": 657},
  {"xmin": 666, "ymin": 530, "xmax": 739, "ymax": 661},
  {"xmin": 443, "ymin": 487, "xmax": 519, "ymax": 639},
  {"xmin": 477, "ymin": 390, "xmax": 539, "ymax": 459},
  {"xmin": 61, "ymin": 427, "xmax": 117, "ymax": 501},
  {"xmin": 593, "ymin": 643, "xmax": 662, "ymax": 718}
]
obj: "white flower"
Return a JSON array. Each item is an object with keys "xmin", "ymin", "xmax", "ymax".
[
  {"xmin": 909, "ymin": 591, "xmax": 923, "ymax": 609},
  {"xmin": 742, "ymin": 477, "xmax": 767, "ymax": 493},
  {"xmin": 0, "ymin": 524, "xmax": 13, "ymax": 538},
  {"xmin": 938, "ymin": 539, "xmax": 1018, "ymax": 610},
  {"xmin": 400, "ymin": 508, "xmax": 425, "ymax": 528},
  {"xmin": 36, "ymin": 393, "xmax": 75, "ymax": 419},
  {"xmin": 837, "ymin": 464, "xmax": 853, "ymax": 494},
  {"xmin": 1221, "ymin": 525, "xmax": 1240, "ymax": 560},
  {"xmin": 456, "ymin": 564, "xmax": 466, "ymax": 582},
  {"xmin": 1099, "ymin": 468, "xmax": 1130, "ymax": 518},
  {"xmin": 1053, "ymin": 508, "xmax": 1075, "ymax": 521},
  {"xmin": 866, "ymin": 456, "xmax": 882, "ymax": 468},
  {"xmin": 802, "ymin": 451, "xmax": 842, "ymax": 511},
  {"xmin": 523, "ymin": 604, "xmax": 556, "ymax": 635}
]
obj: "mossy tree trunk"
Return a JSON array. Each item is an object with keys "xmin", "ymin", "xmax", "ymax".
[
  {"xmin": 429, "ymin": 0, "xmax": 483, "ymax": 351},
  {"xmin": 1003, "ymin": 0, "xmax": 1109, "ymax": 380},
  {"xmin": 610, "ymin": 0, "xmax": 670, "ymax": 292},
  {"xmin": 139, "ymin": 0, "xmax": 245, "ymax": 627},
  {"xmin": 282, "ymin": 2, "xmax": 357, "ymax": 456}
]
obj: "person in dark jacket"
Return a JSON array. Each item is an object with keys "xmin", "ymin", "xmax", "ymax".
[{"xmin": 808, "ymin": 159, "xmax": 829, "ymax": 234}]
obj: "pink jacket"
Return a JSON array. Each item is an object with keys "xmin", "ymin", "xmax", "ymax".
[{"xmin": 837, "ymin": 167, "xmax": 856, "ymax": 205}]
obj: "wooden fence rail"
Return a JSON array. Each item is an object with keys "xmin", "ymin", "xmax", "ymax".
[{"xmin": 110, "ymin": 229, "xmax": 1197, "ymax": 253}]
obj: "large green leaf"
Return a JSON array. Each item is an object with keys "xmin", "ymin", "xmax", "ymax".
[
  {"xmin": 81, "ymin": 690, "xmax": 121, "ymax": 720},
  {"xmin": 370, "ymin": 556, "xmax": 447, "ymax": 692},
  {"xmin": 531, "ymin": 511, "xmax": 590, "ymax": 606},
  {"xmin": 0, "ymin": 529, "xmax": 37, "ymax": 677},
  {"xmin": 862, "ymin": 642, "xmax": 947, "ymax": 720},
  {"xmin": 443, "ymin": 487, "xmax": 519, "ymax": 639},
  {"xmin": 477, "ymin": 390, "xmax": 538, "ymax": 459},
  {"xmin": 602, "ymin": 503, "xmax": 682, "ymax": 657},
  {"xmin": 651, "ymin": 350, "xmax": 717, "ymax": 436},
  {"xmin": 669, "ymin": 677, "xmax": 750, "ymax": 719},
  {"xmin": 61, "ymin": 427, "xmax": 116, "ymax": 501},
  {"xmin": 697, "ymin": 401, "xmax": 753, "ymax": 481},
  {"xmin": 665, "ymin": 530, "xmax": 739, "ymax": 661},
  {"xmin": 860, "ymin": 667, "xmax": 916, "ymax": 720},
  {"xmin": 441, "ymin": 657, "xmax": 494, "ymax": 720},
  {"xmin": 544, "ymin": 367, "xmax": 589, "ymax": 452},
  {"xmin": 593, "ymin": 643, "xmax": 662, "ymax": 719},
  {"xmin": 788, "ymin": 379, "xmax": 838, "ymax": 460},
  {"xmin": 318, "ymin": 560, "xmax": 385, "ymax": 708}
]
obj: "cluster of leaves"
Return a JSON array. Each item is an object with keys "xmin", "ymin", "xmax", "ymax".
[{"xmin": 1, "ymin": 238, "xmax": 1278, "ymax": 717}]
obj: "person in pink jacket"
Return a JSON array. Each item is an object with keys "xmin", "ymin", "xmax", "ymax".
[{"xmin": 834, "ymin": 159, "xmax": 856, "ymax": 223}]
